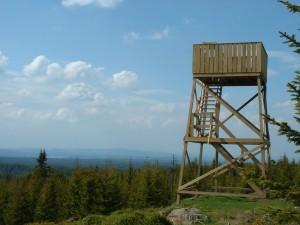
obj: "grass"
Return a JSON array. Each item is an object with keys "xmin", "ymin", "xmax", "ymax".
[{"xmin": 178, "ymin": 196, "xmax": 300, "ymax": 225}]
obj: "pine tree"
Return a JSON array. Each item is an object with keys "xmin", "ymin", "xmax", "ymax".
[
  {"xmin": 100, "ymin": 167, "xmax": 123, "ymax": 214},
  {"xmin": 4, "ymin": 178, "xmax": 32, "ymax": 225},
  {"xmin": 267, "ymin": 1, "xmax": 300, "ymax": 153},
  {"xmin": 34, "ymin": 174, "xmax": 66, "ymax": 222},
  {"xmin": 0, "ymin": 179, "xmax": 8, "ymax": 225}
]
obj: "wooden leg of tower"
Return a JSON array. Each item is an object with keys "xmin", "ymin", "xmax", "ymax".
[
  {"xmin": 197, "ymin": 143, "xmax": 204, "ymax": 178},
  {"xmin": 177, "ymin": 141, "xmax": 188, "ymax": 204},
  {"xmin": 261, "ymin": 145, "xmax": 266, "ymax": 177},
  {"xmin": 214, "ymin": 149, "xmax": 218, "ymax": 192}
]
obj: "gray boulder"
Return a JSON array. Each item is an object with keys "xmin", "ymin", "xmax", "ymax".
[{"xmin": 167, "ymin": 207, "xmax": 208, "ymax": 225}]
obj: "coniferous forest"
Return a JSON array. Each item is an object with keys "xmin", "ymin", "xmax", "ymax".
[{"xmin": 0, "ymin": 149, "xmax": 299, "ymax": 225}]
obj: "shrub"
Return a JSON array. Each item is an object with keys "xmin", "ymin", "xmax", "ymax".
[{"xmin": 82, "ymin": 214, "xmax": 105, "ymax": 225}]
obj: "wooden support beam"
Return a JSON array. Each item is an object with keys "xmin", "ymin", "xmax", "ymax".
[
  {"xmin": 199, "ymin": 82, "xmax": 261, "ymax": 136},
  {"xmin": 184, "ymin": 137, "xmax": 269, "ymax": 145}
]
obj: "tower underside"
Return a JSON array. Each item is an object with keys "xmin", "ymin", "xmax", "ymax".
[{"xmin": 177, "ymin": 42, "xmax": 270, "ymax": 203}]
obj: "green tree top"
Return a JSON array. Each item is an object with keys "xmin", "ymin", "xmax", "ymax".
[{"xmin": 268, "ymin": 1, "xmax": 300, "ymax": 153}]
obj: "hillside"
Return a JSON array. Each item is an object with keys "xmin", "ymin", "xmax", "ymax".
[{"xmin": 26, "ymin": 197, "xmax": 300, "ymax": 225}]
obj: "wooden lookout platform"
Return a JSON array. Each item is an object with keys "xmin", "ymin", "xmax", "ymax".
[
  {"xmin": 192, "ymin": 42, "xmax": 268, "ymax": 86},
  {"xmin": 177, "ymin": 42, "xmax": 270, "ymax": 203}
]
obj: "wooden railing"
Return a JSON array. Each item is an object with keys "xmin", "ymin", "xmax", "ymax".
[{"xmin": 192, "ymin": 42, "xmax": 268, "ymax": 83}]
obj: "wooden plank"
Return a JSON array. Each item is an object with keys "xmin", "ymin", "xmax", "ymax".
[
  {"xmin": 177, "ymin": 190, "xmax": 266, "ymax": 199},
  {"xmin": 200, "ymin": 45, "xmax": 205, "ymax": 73},
  {"xmin": 228, "ymin": 44, "xmax": 233, "ymax": 73},
  {"xmin": 223, "ymin": 44, "xmax": 228, "ymax": 73},
  {"xmin": 237, "ymin": 44, "xmax": 242, "ymax": 72},
  {"xmin": 214, "ymin": 44, "xmax": 218, "ymax": 73},
  {"xmin": 252, "ymin": 43, "xmax": 257, "ymax": 72},
  {"xmin": 247, "ymin": 43, "xmax": 252, "ymax": 72},
  {"xmin": 232, "ymin": 43, "xmax": 237, "ymax": 73},
  {"xmin": 184, "ymin": 137, "xmax": 266, "ymax": 145},
  {"xmin": 193, "ymin": 45, "xmax": 200, "ymax": 74},
  {"xmin": 242, "ymin": 43, "xmax": 247, "ymax": 72},
  {"xmin": 218, "ymin": 44, "xmax": 223, "ymax": 73},
  {"xmin": 205, "ymin": 45, "xmax": 209, "ymax": 73},
  {"xmin": 257, "ymin": 42, "xmax": 262, "ymax": 73},
  {"xmin": 209, "ymin": 45, "xmax": 214, "ymax": 73}
]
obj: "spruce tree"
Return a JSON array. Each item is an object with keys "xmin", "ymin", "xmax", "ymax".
[{"xmin": 268, "ymin": 1, "xmax": 300, "ymax": 153}]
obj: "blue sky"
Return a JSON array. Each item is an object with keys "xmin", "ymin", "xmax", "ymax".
[{"xmin": 0, "ymin": 0, "xmax": 299, "ymax": 159}]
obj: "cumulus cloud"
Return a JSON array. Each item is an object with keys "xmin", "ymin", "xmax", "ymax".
[
  {"xmin": 62, "ymin": 0, "xmax": 123, "ymax": 8},
  {"xmin": 54, "ymin": 108, "xmax": 76, "ymax": 122},
  {"xmin": 23, "ymin": 55, "xmax": 50, "ymax": 77},
  {"xmin": 32, "ymin": 108, "xmax": 76, "ymax": 123},
  {"xmin": 123, "ymin": 32, "xmax": 141, "ymax": 43},
  {"xmin": 268, "ymin": 68, "xmax": 279, "ymax": 77},
  {"xmin": 123, "ymin": 27, "xmax": 170, "ymax": 43},
  {"xmin": 273, "ymin": 100, "xmax": 294, "ymax": 109},
  {"xmin": 268, "ymin": 50, "xmax": 300, "ymax": 69},
  {"xmin": 0, "ymin": 51, "xmax": 8, "ymax": 67},
  {"xmin": 183, "ymin": 17, "xmax": 195, "ymax": 25},
  {"xmin": 133, "ymin": 89, "xmax": 172, "ymax": 95},
  {"xmin": 56, "ymin": 82, "xmax": 95, "ymax": 101},
  {"xmin": 23, "ymin": 55, "xmax": 103, "ymax": 81},
  {"xmin": 148, "ymin": 27, "xmax": 170, "ymax": 40},
  {"xmin": 7, "ymin": 109, "xmax": 26, "ymax": 119},
  {"xmin": 150, "ymin": 103, "xmax": 175, "ymax": 113},
  {"xmin": 106, "ymin": 70, "xmax": 138, "ymax": 88}
]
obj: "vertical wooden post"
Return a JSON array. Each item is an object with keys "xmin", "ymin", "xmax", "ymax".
[
  {"xmin": 257, "ymin": 77, "xmax": 266, "ymax": 177},
  {"xmin": 177, "ymin": 141, "xmax": 188, "ymax": 204}
]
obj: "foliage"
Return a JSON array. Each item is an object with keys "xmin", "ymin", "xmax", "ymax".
[
  {"xmin": 286, "ymin": 189, "xmax": 300, "ymax": 206},
  {"xmin": 259, "ymin": 207, "xmax": 300, "ymax": 225},
  {"xmin": 82, "ymin": 214, "xmax": 105, "ymax": 225},
  {"xmin": 267, "ymin": 1, "xmax": 300, "ymax": 153}
]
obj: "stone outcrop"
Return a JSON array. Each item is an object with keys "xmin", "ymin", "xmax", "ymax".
[{"xmin": 166, "ymin": 207, "xmax": 208, "ymax": 225}]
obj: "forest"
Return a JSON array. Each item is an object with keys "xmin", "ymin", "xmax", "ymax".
[{"xmin": 0, "ymin": 149, "xmax": 299, "ymax": 225}]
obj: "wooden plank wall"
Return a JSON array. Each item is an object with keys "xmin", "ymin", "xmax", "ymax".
[{"xmin": 192, "ymin": 42, "xmax": 268, "ymax": 82}]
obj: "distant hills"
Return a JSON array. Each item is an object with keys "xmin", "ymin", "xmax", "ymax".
[{"xmin": 0, "ymin": 148, "xmax": 181, "ymax": 169}]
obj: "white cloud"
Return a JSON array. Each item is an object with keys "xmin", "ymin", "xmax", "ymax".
[
  {"xmin": 148, "ymin": 27, "xmax": 170, "ymax": 40},
  {"xmin": 0, "ymin": 101, "xmax": 13, "ymax": 107},
  {"xmin": 23, "ymin": 55, "xmax": 103, "ymax": 81},
  {"xmin": 62, "ymin": 0, "xmax": 123, "ymax": 8},
  {"xmin": 106, "ymin": 70, "xmax": 138, "ymax": 88},
  {"xmin": 133, "ymin": 89, "xmax": 172, "ymax": 95},
  {"xmin": 273, "ymin": 100, "xmax": 294, "ymax": 109},
  {"xmin": 19, "ymin": 88, "xmax": 31, "ymax": 97},
  {"xmin": 32, "ymin": 108, "xmax": 76, "ymax": 123},
  {"xmin": 32, "ymin": 111, "xmax": 53, "ymax": 121},
  {"xmin": 54, "ymin": 108, "xmax": 76, "ymax": 122},
  {"xmin": 183, "ymin": 17, "xmax": 195, "ymax": 25},
  {"xmin": 150, "ymin": 103, "xmax": 175, "ymax": 113},
  {"xmin": 268, "ymin": 68, "xmax": 279, "ymax": 77},
  {"xmin": 162, "ymin": 117, "xmax": 177, "ymax": 127},
  {"xmin": 268, "ymin": 50, "xmax": 300, "ymax": 69},
  {"xmin": 56, "ymin": 82, "xmax": 95, "ymax": 101},
  {"xmin": 23, "ymin": 55, "xmax": 50, "ymax": 77},
  {"xmin": 0, "ymin": 51, "xmax": 8, "ymax": 66},
  {"xmin": 64, "ymin": 61, "xmax": 93, "ymax": 79},
  {"xmin": 123, "ymin": 32, "xmax": 141, "ymax": 43},
  {"xmin": 7, "ymin": 109, "xmax": 26, "ymax": 119},
  {"xmin": 123, "ymin": 27, "xmax": 170, "ymax": 43}
]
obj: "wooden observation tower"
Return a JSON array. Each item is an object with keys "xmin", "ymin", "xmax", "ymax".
[{"xmin": 177, "ymin": 42, "xmax": 270, "ymax": 203}]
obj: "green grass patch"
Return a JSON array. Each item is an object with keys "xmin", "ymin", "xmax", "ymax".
[{"xmin": 178, "ymin": 196, "xmax": 300, "ymax": 224}]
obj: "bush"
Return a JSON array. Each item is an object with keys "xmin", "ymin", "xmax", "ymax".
[
  {"xmin": 82, "ymin": 214, "xmax": 105, "ymax": 225},
  {"xmin": 143, "ymin": 214, "xmax": 172, "ymax": 225},
  {"xmin": 260, "ymin": 207, "xmax": 300, "ymax": 225},
  {"xmin": 286, "ymin": 189, "xmax": 300, "ymax": 206},
  {"xmin": 100, "ymin": 209, "xmax": 171, "ymax": 225}
]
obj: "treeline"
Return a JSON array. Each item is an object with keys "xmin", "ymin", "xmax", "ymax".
[{"xmin": 0, "ymin": 150, "xmax": 299, "ymax": 225}]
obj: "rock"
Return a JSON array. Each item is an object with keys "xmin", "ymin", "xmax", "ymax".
[{"xmin": 167, "ymin": 207, "xmax": 208, "ymax": 225}]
